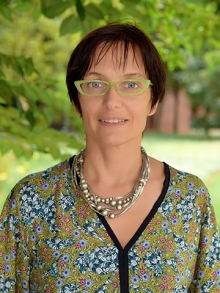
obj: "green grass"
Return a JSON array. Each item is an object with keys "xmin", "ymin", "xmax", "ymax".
[
  {"xmin": 207, "ymin": 172, "xmax": 220, "ymax": 224},
  {"xmin": 142, "ymin": 133, "xmax": 220, "ymax": 180},
  {"xmin": 0, "ymin": 133, "xmax": 220, "ymax": 230}
]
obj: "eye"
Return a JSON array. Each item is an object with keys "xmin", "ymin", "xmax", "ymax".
[
  {"xmin": 88, "ymin": 81, "xmax": 102, "ymax": 88},
  {"xmin": 126, "ymin": 81, "xmax": 138, "ymax": 88}
]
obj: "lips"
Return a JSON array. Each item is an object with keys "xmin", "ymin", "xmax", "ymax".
[{"xmin": 99, "ymin": 119, "xmax": 127, "ymax": 123}]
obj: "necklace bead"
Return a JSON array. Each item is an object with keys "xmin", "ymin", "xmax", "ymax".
[
  {"xmin": 102, "ymin": 210, "xmax": 108, "ymax": 216},
  {"xmin": 110, "ymin": 200, "xmax": 116, "ymax": 206},
  {"xmin": 82, "ymin": 185, "xmax": 88, "ymax": 190}
]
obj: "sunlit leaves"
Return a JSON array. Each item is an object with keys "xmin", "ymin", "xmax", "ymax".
[
  {"xmin": 40, "ymin": 0, "xmax": 70, "ymax": 18},
  {"xmin": 60, "ymin": 15, "xmax": 80, "ymax": 35},
  {"xmin": 0, "ymin": 6, "xmax": 12, "ymax": 21},
  {"xmin": 0, "ymin": 53, "xmax": 37, "ymax": 77},
  {"xmin": 0, "ymin": 79, "xmax": 13, "ymax": 103},
  {"xmin": 85, "ymin": 4, "xmax": 103, "ymax": 20}
]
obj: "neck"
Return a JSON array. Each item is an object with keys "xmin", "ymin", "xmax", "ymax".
[{"xmin": 83, "ymin": 142, "xmax": 143, "ymax": 187}]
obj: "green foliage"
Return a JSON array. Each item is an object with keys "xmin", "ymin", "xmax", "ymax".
[
  {"xmin": 75, "ymin": 0, "xmax": 85, "ymax": 20},
  {"xmin": 0, "ymin": 3, "xmax": 84, "ymax": 159},
  {"xmin": 0, "ymin": 0, "xmax": 220, "ymax": 159},
  {"xmin": 60, "ymin": 15, "xmax": 80, "ymax": 35},
  {"xmin": 41, "ymin": 0, "xmax": 71, "ymax": 18}
]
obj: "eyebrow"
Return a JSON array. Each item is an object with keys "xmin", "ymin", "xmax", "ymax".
[
  {"xmin": 85, "ymin": 72, "xmax": 145, "ymax": 78},
  {"xmin": 124, "ymin": 73, "xmax": 145, "ymax": 78},
  {"xmin": 84, "ymin": 72, "xmax": 102, "ymax": 78}
]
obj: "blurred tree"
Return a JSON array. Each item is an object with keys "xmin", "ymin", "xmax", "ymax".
[
  {"xmin": 0, "ymin": 0, "xmax": 220, "ymax": 158},
  {"xmin": 0, "ymin": 0, "xmax": 84, "ymax": 159}
]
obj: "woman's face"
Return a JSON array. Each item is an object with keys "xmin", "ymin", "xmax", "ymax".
[{"xmin": 78, "ymin": 44, "xmax": 158, "ymax": 148}]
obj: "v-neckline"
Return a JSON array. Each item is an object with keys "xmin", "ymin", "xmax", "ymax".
[{"xmin": 97, "ymin": 163, "xmax": 170, "ymax": 251}]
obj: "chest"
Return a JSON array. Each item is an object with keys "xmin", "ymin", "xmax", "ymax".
[{"xmin": 106, "ymin": 178, "xmax": 165, "ymax": 248}]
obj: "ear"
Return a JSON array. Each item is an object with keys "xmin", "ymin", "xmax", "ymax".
[{"xmin": 148, "ymin": 101, "xmax": 159, "ymax": 117}]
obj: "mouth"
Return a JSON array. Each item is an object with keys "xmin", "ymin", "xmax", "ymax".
[{"xmin": 99, "ymin": 119, "xmax": 128, "ymax": 124}]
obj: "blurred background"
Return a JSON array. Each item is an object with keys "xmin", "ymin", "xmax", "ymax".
[{"xmin": 0, "ymin": 0, "xmax": 220, "ymax": 230}]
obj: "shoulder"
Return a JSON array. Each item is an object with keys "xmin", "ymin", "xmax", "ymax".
[
  {"xmin": 159, "ymin": 165, "xmax": 219, "ymax": 240},
  {"xmin": 168, "ymin": 164, "xmax": 207, "ymax": 190},
  {"xmin": 0, "ymin": 157, "xmax": 75, "ymax": 228},
  {"xmin": 12, "ymin": 157, "xmax": 72, "ymax": 193},
  {"xmin": 1, "ymin": 157, "xmax": 73, "ymax": 215},
  {"xmin": 165, "ymin": 164, "xmax": 214, "ymax": 212}
]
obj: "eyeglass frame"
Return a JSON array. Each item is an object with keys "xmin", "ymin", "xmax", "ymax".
[{"xmin": 74, "ymin": 79, "xmax": 153, "ymax": 96}]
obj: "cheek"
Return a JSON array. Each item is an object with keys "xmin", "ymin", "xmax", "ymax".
[
  {"xmin": 79, "ymin": 99, "xmax": 90, "ymax": 117},
  {"xmin": 80, "ymin": 103, "xmax": 96, "ymax": 128},
  {"xmin": 135, "ymin": 100, "xmax": 151, "ymax": 117}
]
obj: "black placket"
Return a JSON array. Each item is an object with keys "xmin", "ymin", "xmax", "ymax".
[{"xmin": 119, "ymin": 248, "xmax": 129, "ymax": 293}]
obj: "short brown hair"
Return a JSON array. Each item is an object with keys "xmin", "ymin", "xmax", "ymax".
[{"xmin": 66, "ymin": 22, "xmax": 166, "ymax": 116}]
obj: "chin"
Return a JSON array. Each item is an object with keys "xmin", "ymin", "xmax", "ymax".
[
  {"xmin": 103, "ymin": 140, "xmax": 124, "ymax": 147},
  {"xmin": 101, "ymin": 136, "xmax": 139, "ymax": 147}
]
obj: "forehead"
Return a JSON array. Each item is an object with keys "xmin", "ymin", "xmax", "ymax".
[{"xmin": 89, "ymin": 42, "xmax": 145, "ymax": 71}]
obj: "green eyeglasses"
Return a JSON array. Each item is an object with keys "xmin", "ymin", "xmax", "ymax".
[{"xmin": 74, "ymin": 79, "xmax": 153, "ymax": 96}]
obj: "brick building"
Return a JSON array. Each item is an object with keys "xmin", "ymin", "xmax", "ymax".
[{"xmin": 146, "ymin": 89, "xmax": 192, "ymax": 133}]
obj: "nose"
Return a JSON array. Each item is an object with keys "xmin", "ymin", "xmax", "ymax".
[{"xmin": 103, "ymin": 85, "xmax": 123, "ymax": 110}]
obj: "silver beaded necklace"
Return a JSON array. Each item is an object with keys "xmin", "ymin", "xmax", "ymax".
[{"xmin": 71, "ymin": 147, "xmax": 150, "ymax": 219}]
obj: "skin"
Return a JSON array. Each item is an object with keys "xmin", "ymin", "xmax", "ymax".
[{"xmin": 76, "ymin": 44, "xmax": 165, "ymax": 247}]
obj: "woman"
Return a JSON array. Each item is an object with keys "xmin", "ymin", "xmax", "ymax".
[{"xmin": 0, "ymin": 23, "xmax": 219, "ymax": 293}]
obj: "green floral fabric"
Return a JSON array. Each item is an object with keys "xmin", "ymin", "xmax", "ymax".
[{"xmin": 0, "ymin": 158, "xmax": 219, "ymax": 293}]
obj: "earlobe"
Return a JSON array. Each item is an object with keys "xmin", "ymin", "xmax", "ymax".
[{"xmin": 148, "ymin": 102, "xmax": 159, "ymax": 117}]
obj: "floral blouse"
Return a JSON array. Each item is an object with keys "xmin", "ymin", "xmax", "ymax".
[{"xmin": 0, "ymin": 157, "xmax": 220, "ymax": 293}]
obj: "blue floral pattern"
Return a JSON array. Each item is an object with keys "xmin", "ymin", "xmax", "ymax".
[{"xmin": 0, "ymin": 159, "xmax": 220, "ymax": 292}]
